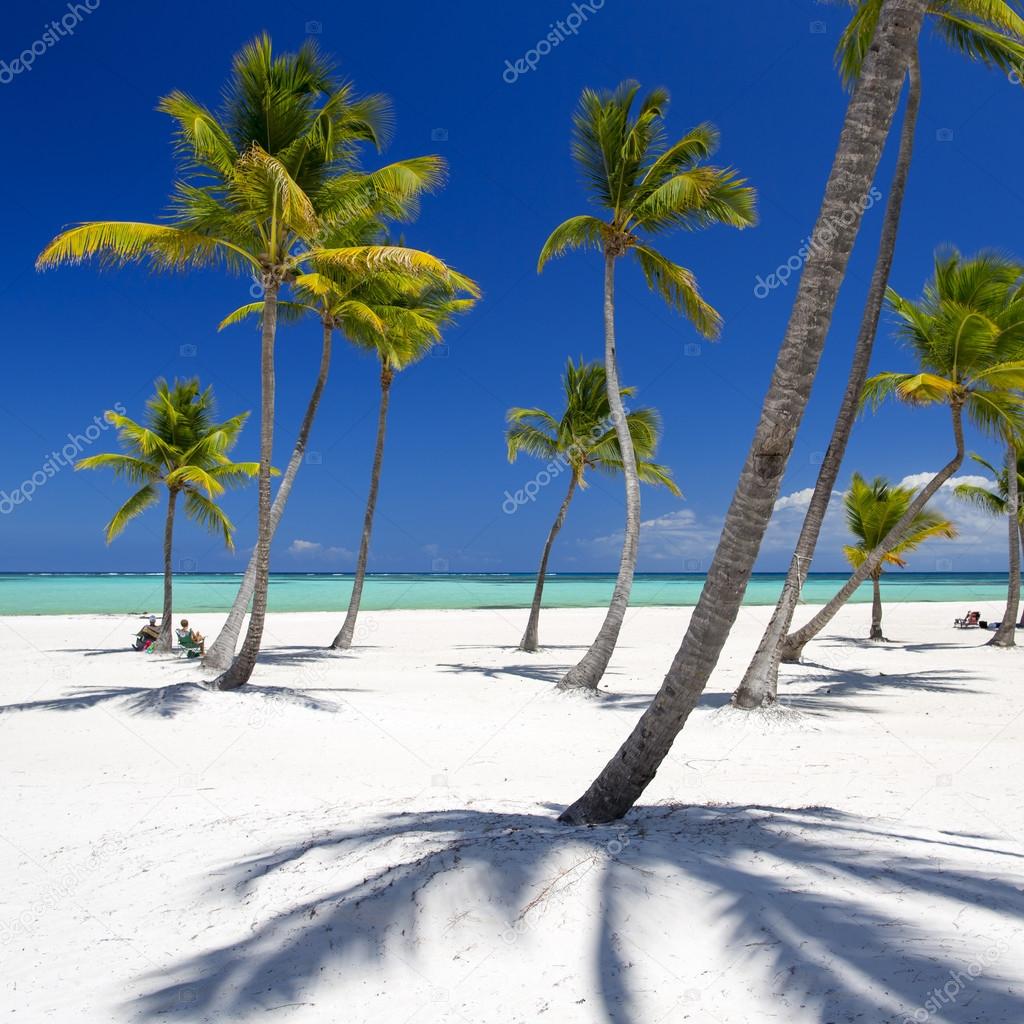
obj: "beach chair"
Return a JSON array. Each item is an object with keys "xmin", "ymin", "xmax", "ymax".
[
  {"xmin": 175, "ymin": 629, "xmax": 203, "ymax": 658},
  {"xmin": 953, "ymin": 610, "xmax": 981, "ymax": 629}
]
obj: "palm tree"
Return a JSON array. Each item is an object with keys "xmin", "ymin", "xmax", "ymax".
[
  {"xmin": 538, "ymin": 81, "xmax": 756, "ymax": 691},
  {"xmin": 36, "ymin": 35, "xmax": 459, "ymax": 690},
  {"xmin": 955, "ymin": 450, "xmax": 1024, "ymax": 628},
  {"xmin": 781, "ymin": 249, "xmax": 1024, "ymax": 661},
  {"xmin": 507, "ymin": 359, "xmax": 681, "ymax": 654},
  {"xmin": 733, "ymin": 0, "xmax": 1024, "ymax": 710},
  {"xmin": 203, "ymin": 223, "xmax": 477, "ymax": 670},
  {"xmin": 841, "ymin": 474, "xmax": 956, "ymax": 640},
  {"xmin": 558, "ymin": 0, "xmax": 930, "ymax": 825},
  {"xmin": 77, "ymin": 379, "xmax": 258, "ymax": 651},
  {"xmin": 328, "ymin": 280, "xmax": 477, "ymax": 650}
]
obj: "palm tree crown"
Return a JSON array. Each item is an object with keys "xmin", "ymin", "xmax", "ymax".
[
  {"xmin": 863, "ymin": 249, "xmax": 1024, "ymax": 439},
  {"xmin": 834, "ymin": 0, "xmax": 1024, "ymax": 86},
  {"xmin": 507, "ymin": 358, "xmax": 680, "ymax": 494},
  {"xmin": 954, "ymin": 450, "xmax": 1024, "ymax": 520},
  {"xmin": 76, "ymin": 378, "xmax": 258, "ymax": 547},
  {"xmin": 538, "ymin": 81, "xmax": 757, "ymax": 338},
  {"xmin": 842, "ymin": 473, "xmax": 957, "ymax": 573}
]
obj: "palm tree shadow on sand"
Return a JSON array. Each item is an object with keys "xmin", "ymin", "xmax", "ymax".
[{"xmin": 129, "ymin": 804, "xmax": 1024, "ymax": 1023}]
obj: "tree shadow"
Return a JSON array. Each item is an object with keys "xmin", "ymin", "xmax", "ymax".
[
  {"xmin": 783, "ymin": 663, "xmax": 981, "ymax": 715},
  {"xmin": 127, "ymin": 803, "xmax": 1024, "ymax": 1024},
  {"xmin": 0, "ymin": 682, "xmax": 350, "ymax": 718},
  {"xmin": 813, "ymin": 636, "xmax": 975, "ymax": 655},
  {"xmin": 437, "ymin": 661, "xmax": 576, "ymax": 684}
]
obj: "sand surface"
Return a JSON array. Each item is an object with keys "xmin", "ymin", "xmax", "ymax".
[{"xmin": 1, "ymin": 601, "xmax": 1022, "ymax": 1023}]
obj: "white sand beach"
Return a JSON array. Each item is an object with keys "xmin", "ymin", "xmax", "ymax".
[{"xmin": 2, "ymin": 601, "xmax": 1022, "ymax": 1023}]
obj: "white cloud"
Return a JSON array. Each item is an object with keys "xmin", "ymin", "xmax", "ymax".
[
  {"xmin": 582, "ymin": 470, "xmax": 1009, "ymax": 570},
  {"xmin": 287, "ymin": 539, "xmax": 355, "ymax": 562}
]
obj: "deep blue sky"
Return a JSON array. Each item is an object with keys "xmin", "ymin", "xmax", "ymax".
[{"xmin": 2, "ymin": 0, "xmax": 1022, "ymax": 574}]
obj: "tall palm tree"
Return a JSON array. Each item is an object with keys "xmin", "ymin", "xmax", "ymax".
[
  {"xmin": 203, "ymin": 224, "xmax": 476, "ymax": 670},
  {"xmin": 955, "ymin": 450, "xmax": 1024, "ymax": 628},
  {"xmin": 507, "ymin": 358, "xmax": 681, "ymax": 654},
  {"xmin": 841, "ymin": 473, "xmax": 956, "ymax": 640},
  {"xmin": 558, "ymin": 0, "xmax": 930, "ymax": 825},
  {"xmin": 538, "ymin": 82, "xmax": 756, "ymax": 691},
  {"xmin": 36, "ymin": 35, "xmax": 458, "ymax": 690},
  {"xmin": 733, "ymin": 0, "xmax": 1024, "ymax": 710},
  {"xmin": 782, "ymin": 250, "xmax": 1024, "ymax": 661},
  {"xmin": 77, "ymin": 379, "xmax": 258, "ymax": 651},
  {"xmin": 328, "ymin": 281, "xmax": 477, "ymax": 650}
]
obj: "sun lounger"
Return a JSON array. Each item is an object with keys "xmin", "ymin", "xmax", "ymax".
[{"xmin": 953, "ymin": 611, "xmax": 981, "ymax": 629}]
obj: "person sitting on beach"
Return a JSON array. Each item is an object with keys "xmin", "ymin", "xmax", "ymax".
[
  {"xmin": 134, "ymin": 616, "xmax": 160, "ymax": 650},
  {"xmin": 177, "ymin": 618, "xmax": 205, "ymax": 655}
]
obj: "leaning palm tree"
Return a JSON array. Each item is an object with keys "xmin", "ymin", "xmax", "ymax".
[
  {"xmin": 538, "ymin": 81, "xmax": 756, "ymax": 691},
  {"xmin": 558, "ymin": 0, "xmax": 930, "ymax": 825},
  {"xmin": 36, "ymin": 35, "xmax": 458, "ymax": 690},
  {"xmin": 203, "ymin": 223, "xmax": 477, "ymax": 670},
  {"xmin": 77, "ymin": 379, "xmax": 258, "ymax": 651},
  {"xmin": 507, "ymin": 358, "xmax": 681, "ymax": 654},
  {"xmin": 733, "ymin": 0, "xmax": 1024, "ymax": 710},
  {"xmin": 781, "ymin": 249, "xmax": 1024, "ymax": 661},
  {"xmin": 328, "ymin": 281, "xmax": 477, "ymax": 650},
  {"xmin": 955, "ymin": 450, "xmax": 1024, "ymax": 628},
  {"xmin": 842, "ymin": 474, "xmax": 956, "ymax": 640}
]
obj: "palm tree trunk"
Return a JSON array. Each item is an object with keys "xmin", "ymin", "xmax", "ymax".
[
  {"xmin": 731, "ymin": 47, "xmax": 922, "ymax": 711},
  {"xmin": 156, "ymin": 489, "xmax": 178, "ymax": 652},
  {"xmin": 212, "ymin": 277, "xmax": 279, "ymax": 690},
  {"xmin": 869, "ymin": 572, "xmax": 885, "ymax": 640},
  {"xmin": 520, "ymin": 472, "xmax": 578, "ymax": 653},
  {"xmin": 781, "ymin": 402, "xmax": 965, "ymax": 662},
  {"xmin": 990, "ymin": 439, "xmax": 1020, "ymax": 647},
  {"xmin": 330, "ymin": 362, "xmax": 393, "ymax": 650},
  {"xmin": 558, "ymin": 252, "xmax": 640, "ymax": 691},
  {"xmin": 558, "ymin": 0, "xmax": 928, "ymax": 825},
  {"xmin": 1018, "ymin": 519, "xmax": 1024, "ymax": 627},
  {"xmin": 205, "ymin": 321, "xmax": 333, "ymax": 670}
]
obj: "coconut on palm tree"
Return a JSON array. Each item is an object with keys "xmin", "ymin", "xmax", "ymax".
[
  {"xmin": 538, "ymin": 81, "xmax": 756, "ymax": 691},
  {"xmin": 558, "ymin": 0, "xmax": 929, "ymax": 825},
  {"xmin": 841, "ymin": 474, "xmax": 956, "ymax": 640},
  {"xmin": 781, "ymin": 249, "xmax": 1024, "ymax": 662},
  {"xmin": 955, "ymin": 450, "xmax": 1024, "ymax": 628},
  {"xmin": 328, "ymin": 279, "xmax": 477, "ymax": 651},
  {"xmin": 76, "ymin": 379, "xmax": 258, "ymax": 651},
  {"xmin": 733, "ymin": 0, "xmax": 1024, "ymax": 711},
  {"xmin": 36, "ymin": 35, "xmax": 462, "ymax": 690},
  {"xmin": 507, "ymin": 358, "xmax": 681, "ymax": 653},
  {"xmin": 203, "ymin": 219, "xmax": 477, "ymax": 670}
]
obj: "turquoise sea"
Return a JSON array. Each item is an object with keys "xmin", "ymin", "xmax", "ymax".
[{"xmin": 0, "ymin": 572, "xmax": 1010, "ymax": 616}]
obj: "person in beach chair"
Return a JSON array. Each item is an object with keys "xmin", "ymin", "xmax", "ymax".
[
  {"xmin": 176, "ymin": 619, "xmax": 205, "ymax": 657},
  {"xmin": 133, "ymin": 616, "xmax": 160, "ymax": 650},
  {"xmin": 953, "ymin": 610, "xmax": 982, "ymax": 629}
]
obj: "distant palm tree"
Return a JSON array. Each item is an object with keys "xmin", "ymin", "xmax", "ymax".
[
  {"xmin": 507, "ymin": 359, "xmax": 681, "ymax": 653},
  {"xmin": 733, "ymin": 0, "xmax": 1024, "ymax": 710},
  {"xmin": 36, "ymin": 35, "xmax": 458, "ymax": 689},
  {"xmin": 558, "ymin": 0, "xmax": 931, "ymax": 825},
  {"xmin": 328, "ymin": 280, "xmax": 477, "ymax": 650},
  {"xmin": 203, "ymin": 223, "xmax": 477, "ymax": 670},
  {"xmin": 539, "ymin": 81, "xmax": 756, "ymax": 691},
  {"xmin": 783, "ymin": 249, "xmax": 1024, "ymax": 660},
  {"xmin": 77, "ymin": 379, "xmax": 258, "ymax": 651},
  {"xmin": 955, "ymin": 450, "xmax": 1024, "ymax": 627},
  {"xmin": 841, "ymin": 474, "xmax": 956, "ymax": 640}
]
